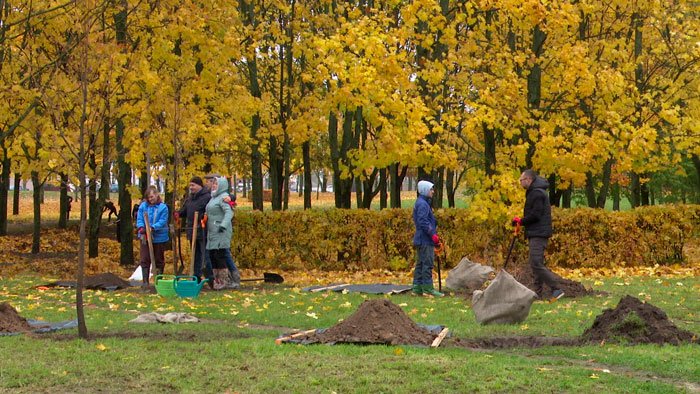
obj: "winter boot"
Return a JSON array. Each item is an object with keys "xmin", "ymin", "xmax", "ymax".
[
  {"xmin": 140, "ymin": 266, "xmax": 150, "ymax": 291},
  {"xmin": 213, "ymin": 269, "xmax": 226, "ymax": 290},
  {"xmin": 411, "ymin": 284, "xmax": 423, "ymax": 296},
  {"xmin": 422, "ymin": 284, "xmax": 444, "ymax": 297},
  {"xmin": 229, "ymin": 269, "xmax": 241, "ymax": 288}
]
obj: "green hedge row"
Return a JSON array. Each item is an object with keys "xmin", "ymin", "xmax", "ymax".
[{"xmin": 230, "ymin": 205, "xmax": 700, "ymax": 271}]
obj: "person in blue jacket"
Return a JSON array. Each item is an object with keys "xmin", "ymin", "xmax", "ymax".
[
  {"xmin": 136, "ymin": 186, "xmax": 170, "ymax": 288},
  {"xmin": 412, "ymin": 180, "xmax": 443, "ymax": 297}
]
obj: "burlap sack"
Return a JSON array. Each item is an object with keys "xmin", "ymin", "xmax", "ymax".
[
  {"xmin": 472, "ymin": 270, "xmax": 537, "ymax": 325},
  {"xmin": 445, "ymin": 256, "xmax": 494, "ymax": 291}
]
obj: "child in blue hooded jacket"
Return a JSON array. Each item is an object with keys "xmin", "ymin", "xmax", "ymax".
[
  {"xmin": 412, "ymin": 180, "xmax": 444, "ymax": 297},
  {"xmin": 136, "ymin": 186, "xmax": 170, "ymax": 288}
]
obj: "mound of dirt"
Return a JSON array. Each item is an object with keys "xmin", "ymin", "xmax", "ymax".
[
  {"xmin": 299, "ymin": 299, "xmax": 436, "ymax": 346},
  {"xmin": 511, "ymin": 264, "xmax": 593, "ymax": 298},
  {"xmin": 582, "ymin": 296, "xmax": 697, "ymax": 345},
  {"xmin": 84, "ymin": 273, "xmax": 131, "ymax": 289},
  {"xmin": 0, "ymin": 302, "xmax": 35, "ymax": 333}
]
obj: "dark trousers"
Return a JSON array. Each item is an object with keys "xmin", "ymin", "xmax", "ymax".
[
  {"xmin": 139, "ymin": 241, "xmax": 166, "ymax": 271},
  {"xmin": 528, "ymin": 237, "xmax": 559, "ymax": 291},
  {"xmin": 209, "ymin": 249, "xmax": 229, "ymax": 269},
  {"xmin": 413, "ymin": 244, "xmax": 435, "ymax": 285},
  {"xmin": 223, "ymin": 248, "xmax": 238, "ymax": 272},
  {"xmin": 192, "ymin": 237, "xmax": 213, "ymax": 281}
]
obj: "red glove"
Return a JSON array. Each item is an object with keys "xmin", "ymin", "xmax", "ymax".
[
  {"xmin": 434, "ymin": 241, "xmax": 444, "ymax": 255},
  {"xmin": 201, "ymin": 214, "xmax": 208, "ymax": 228},
  {"xmin": 431, "ymin": 234, "xmax": 440, "ymax": 245},
  {"xmin": 511, "ymin": 217, "xmax": 521, "ymax": 226},
  {"xmin": 174, "ymin": 212, "xmax": 180, "ymax": 219},
  {"xmin": 138, "ymin": 227, "xmax": 145, "ymax": 235},
  {"xmin": 227, "ymin": 200, "xmax": 235, "ymax": 208}
]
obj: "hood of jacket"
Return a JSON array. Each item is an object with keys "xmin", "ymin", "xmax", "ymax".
[
  {"xmin": 417, "ymin": 180, "xmax": 434, "ymax": 197},
  {"xmin": 528, "ymin": 176, "xmax": 549, "ymax": 192},
  {"xmin": 211, "ymin": 176, "xmax": 229, "ymax": 198}
]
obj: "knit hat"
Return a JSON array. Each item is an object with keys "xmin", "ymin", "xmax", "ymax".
[
  {"xmin": 189, "ymin": 176, "xmax": 203, "ymax": 187},
  {"xmin": 417, "ymin": 180, "xmax": 434, "ymax": 197}
]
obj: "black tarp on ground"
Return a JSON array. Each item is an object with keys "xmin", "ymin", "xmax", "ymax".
[{"xmin": 0, "ymin": 319, "xmax": 79, "ymax": 336}]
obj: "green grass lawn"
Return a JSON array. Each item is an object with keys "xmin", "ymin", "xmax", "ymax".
[{"xmin": 1, "ymin": 275, "xmax": 699, "ymax": 393}]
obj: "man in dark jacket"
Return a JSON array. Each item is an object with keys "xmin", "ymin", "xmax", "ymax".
[
  {"xmin": 175, "ymin": 176, "xmax": 213, "ymax": 284},
  {"xmin": 513, "ymin": 169, "xmax": 564, "ymax": 300}
]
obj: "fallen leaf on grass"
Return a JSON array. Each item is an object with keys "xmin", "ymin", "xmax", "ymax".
[{"xmin": 95, "ymin": 344, "xmax": 108, "ymax": 351}]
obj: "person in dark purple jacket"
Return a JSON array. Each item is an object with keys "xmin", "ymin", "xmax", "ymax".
[{"xmin": 412, "ymin": 180, "xmax": 443, "ymax": 297}]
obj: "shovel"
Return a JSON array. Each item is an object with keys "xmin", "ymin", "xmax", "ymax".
[
  {"xmin": 502, "ymin": 222, "xmax": 521, "ymax": 271},
  {"xmin": 434, "ymin": 242, "xmax": 444, "ymax": 292},
  {"xmin": 240, "ymin": 272, "xmax": 284, "ymax": 283}
]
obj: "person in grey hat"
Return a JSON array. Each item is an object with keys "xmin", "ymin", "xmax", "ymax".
[{"xmin": 412, "ymin": 180, "xmax": 443, "ymax": 297}]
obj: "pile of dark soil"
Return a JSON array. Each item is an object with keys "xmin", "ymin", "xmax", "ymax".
[
  {"xmin": 299, "ymin": 299, "xmax": 436, "ymax": 346},
  {"xmin": 0, "ymin": 302, "xmax": 35, "ymax": 333},
  {"xmin": 582, "ymin": 296, "xmax": 697, "ymax": 345},
  {"xmin": 511, "ymin": 264, "xmax": 594, "ymax": 298}
]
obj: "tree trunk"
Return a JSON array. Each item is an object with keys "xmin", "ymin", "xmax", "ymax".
[
  {"xmin": 328, "ymin": 109, "xmax": 356, "ymax": 209},
  {"xmin": 0, "ymin": 153, "xmax": 9, "ymax": 236},
  {"xmin": 584, "ymin": 172, "xmax": 597, "ymax": 208},
  {"xmin": 446, "ymin": 169, "xmax": 455, "ymax": 208},
  {"xmin": 13, "ymin": 173, "xmax": 20, "ymax": 215},
  {"xmin": 640, "ymin": 181, "xmax": 650, "ymax": 206},
  {"xmin": 379, "ymin": 167, "xmax": 387, "ymax": 210},
  {"xmin": 524, "ymin": 24, "xmax": 546, "ymax": 167},
  {"xmin": 139, "ymin": 169, "xmax": 148, "ymax": 197},
  {"xmin": 431, "ymin": 168, "xmax": 444, "ymax": 208},
  {"xmin": 361, "ymin": 168, "xmax": 379, "ymax": 209},
  {"xmin": 58, "ymin": 173, "xmax": 69, "ymax": 228},
  {"xmin": 595, "ymin": 159, "xmax": 613, "ymax": 208},
  {"xmin": 483, "ymin": 122, "xmax": 496, "ymax": 177},
  {"xmin": 31, "ymin": 171, "xmax": 41, "ymax": 254},
  {"xmin": 562, "ymin": 184, "xmax": 572, "ymax": 208},
  {"xmin": 611, "ymin": 182, "xmax": 620, "ymax": 211},
  {"xmin": 303, "ymin": 141, "xmax": 311, "ymax": 209},
  {"xmin": 247, "ymin": 57, "xmax": 264, "ymax": 210},
  {"xmin": 269, "ymin": 135, "xmax": 283, "ymax": 211},
  {"xmin": 390, "ymin": 163, "xmax": 407, "ymax": 208},
  {"xmin": 88, "ymin": 174, "xmax": 99, "ymax": 257},
  {"xmin": 630, "ymin": 172, "xmax": 640, "ymax": 208},
  {"xmin": 692, "ymin": 154, "xmax": 700, "ymax": 203},
  {"xmin": 115, "ymin": 118, "xmax": 133, "ymax": 266}
]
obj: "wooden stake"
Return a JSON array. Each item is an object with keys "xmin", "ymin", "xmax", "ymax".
[
  {"xmin": 143, "ymin": 211, "xmax": 157, "ymax": 283},
  {"xmin": 430, "ymin": 327, "xmax": 450, "ymax": 348},
  {"xmin": 309, "ymin": 284, "xmax": 348, "ymax": 292},
  {"xmin": 275, "ymin": 329, "xmax": 317, "ymax": 345},
  {"xmin": 190, "ymin": 211, "xmax": 199, "ymax": 277}
]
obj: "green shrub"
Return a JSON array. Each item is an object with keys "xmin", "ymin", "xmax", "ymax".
[{"xmin": 230, "ymin": 205, "xmax": 700, "ymax": 271}]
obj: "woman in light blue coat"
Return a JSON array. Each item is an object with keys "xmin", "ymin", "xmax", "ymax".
[{"xmin": 205, "ymin": 177, "xmax": 234, "ymax": 289}]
